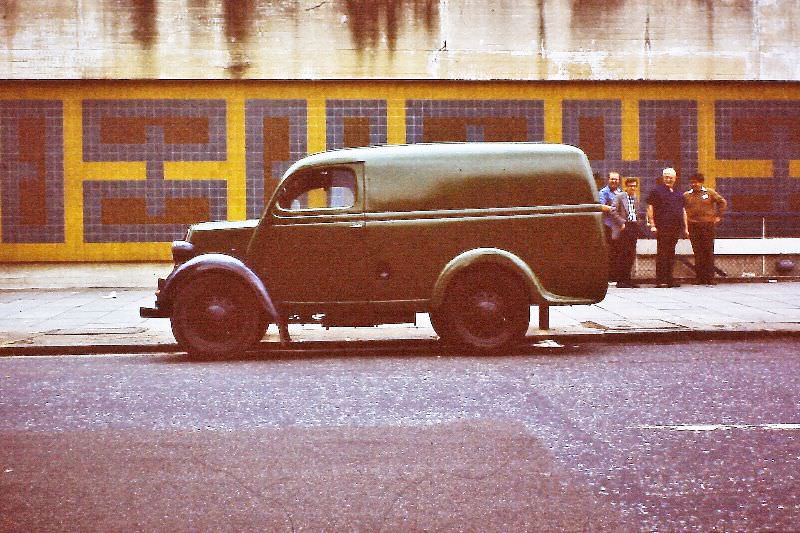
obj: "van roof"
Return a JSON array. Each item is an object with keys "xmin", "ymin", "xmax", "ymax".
[{"xmin": 283, "ymin": 142, "xmax": 585, "ymax": 175}]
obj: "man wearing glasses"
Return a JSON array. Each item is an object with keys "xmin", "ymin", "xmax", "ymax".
[{"xmin": 610, "ymin": 177, "xmax": 646, "ymax": 288}]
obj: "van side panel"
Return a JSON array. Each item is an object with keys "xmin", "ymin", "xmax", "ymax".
[
  {"xmin": 364, "ymin": 209, "xmax": 608, "ymax": 305},
  {"xmin": 267, "ymin": 143, "xmax": 607, "ymax": 312},
  {"xmin": 362, "ymin": 144, "xmax": 607, "ymax": 306},
  {"xmin": 365, "ymin": 150, "xmax": 595, "ymax": 213}
]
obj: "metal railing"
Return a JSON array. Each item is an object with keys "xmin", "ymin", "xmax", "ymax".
[{"xmin": 716, "ymin": 213, "xmax": 800, "ymax": 239}]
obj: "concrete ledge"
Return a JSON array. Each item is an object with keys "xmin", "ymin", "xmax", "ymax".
[
  {"xmin": 0, "ymin": 262, "xmax": 173, "ymax": 290},
  {"xmin": 4, "ymin": 328, "xmax": 800, "ymax": 358},
  {"xmin": 636, "ymin": 237, "xmax": 800, "ymax": 255},
  {"xmin": 631, "ymin": 237, "xmax": 800, "ymax": 278}
]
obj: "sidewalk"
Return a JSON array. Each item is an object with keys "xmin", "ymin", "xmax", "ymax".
[{"xmin": 2, "ymin": 263, "xmax": 800, "ymax": 355}]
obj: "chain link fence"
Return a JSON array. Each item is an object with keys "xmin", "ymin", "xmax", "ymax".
[{"xmin": 630, "ymin": 214, "xmax": 800, "ymax": 281}]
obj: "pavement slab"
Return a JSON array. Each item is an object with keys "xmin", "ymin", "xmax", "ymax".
[{"xmin": 1, "ymin": 264, "xmax": 800, "ymax": 355}]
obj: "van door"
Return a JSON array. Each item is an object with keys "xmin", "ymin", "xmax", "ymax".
[{"xmin": 252, "ymin": 164, "xmax": 367, "ymax": 304}]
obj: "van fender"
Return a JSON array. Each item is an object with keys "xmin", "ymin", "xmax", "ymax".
[
  {"xmin": 431, "ymin": 248, "xmax": 570, "ymax": 310},
  {"xmin": 160, "ymin": 253, "xmax": 289, "ymax": 346}
]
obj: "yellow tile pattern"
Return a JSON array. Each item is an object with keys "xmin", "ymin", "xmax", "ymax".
[{"xmin": 0, "ymin": 80, "xmax": 798, "ymax": 262}]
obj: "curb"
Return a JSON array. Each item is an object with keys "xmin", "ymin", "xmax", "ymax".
[
  {"xmin": 2, "ymin": 327, "xmax": 799, "ymax": 357},
  {"xmin": 0, "ymin": 343, "xmax": 180, "ymax": 357},
  {"xmin": 3, "ymin": 276, "xmax": 800, "ymax": 292}
]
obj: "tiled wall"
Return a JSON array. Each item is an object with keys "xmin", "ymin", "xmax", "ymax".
[
  {"xmin": 81, "ymin": 99, "xmax": 229, "ymax": 243},
  {"xmin": 0, "ymin": 100, "xmax": 64, "ymax": 244},
  {"xmin": 1, "ymin": 81, "xmax": 799, "ymax": 262}
]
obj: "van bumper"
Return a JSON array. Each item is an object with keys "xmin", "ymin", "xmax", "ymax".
[
  {"xmin": 139, "ymin": 278, "xmax": 169, "ymax": 318},
  {"xmin": 139, "ymin": 305, "xmax": 168, "ymax": 318}
]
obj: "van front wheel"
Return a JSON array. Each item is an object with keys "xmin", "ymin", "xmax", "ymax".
[
  {"xmin": 443, "ymin": 270, "xmax": 529, "ymax": 354},
  {"xmin": 171, "ymin": 274, "xmax": 266, "ymax": 359}
]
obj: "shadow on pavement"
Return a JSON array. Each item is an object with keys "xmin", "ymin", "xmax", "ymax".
[{"xmin": 0, "ymin": 421, "xmax": 624, "ymax": 531}]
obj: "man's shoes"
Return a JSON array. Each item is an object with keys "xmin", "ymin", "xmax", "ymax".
[
  {"xmin": 655, "ymin": 283, "xmax": 668, "ymax": 288},
  {"xmin": 668, "ymin": 282, "xmax": 681, "ymax": 288},
  {"xmin": 616, "ymin": 282, "xmax": 640, "ymax": 288}
]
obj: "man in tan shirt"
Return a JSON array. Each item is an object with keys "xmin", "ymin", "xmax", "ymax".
[{"xmin": 684, "ymin": 173, "xmax": 727, "ymax": 285}]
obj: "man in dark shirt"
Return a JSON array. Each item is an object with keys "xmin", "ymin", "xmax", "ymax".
[{"xmin": 646, "ymin": 167, "xmax": 688, "ymax": 287}]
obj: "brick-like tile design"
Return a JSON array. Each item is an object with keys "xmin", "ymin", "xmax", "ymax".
[
  {"xmin": 715, "ymin": 100, "xmax": 800, "ymax": 237},
  {"xmin": 563, "ymin": 100, "xmax": 623, "ymax": 165},
  {"xmin": 405, "ymin": 100, "xmax": 544, "ymax": 143},
  {"xmin": 82, "ymin": 100, "xmax": 228, "ymax": 242},
  {"xmin": 2, "ymin": 87, "xmax": 800, "ymax": 261},
  {"xmin": 326, "ymin": 99, "xmax": 387, "ymax": 149},
  {"xmin": 0, "ymin": 100, "xmax": 64, "ymax": 243},
  {"xmin": 563, "ymin": 99, "xmax": 698, "ymax": 208},
  {"xmin": 638, "ymin": 100, "xmax": 698, "ymax": 184},
  {"xmin": 245, "ymin": 100, "xmax": 307, "ymax": 218}
]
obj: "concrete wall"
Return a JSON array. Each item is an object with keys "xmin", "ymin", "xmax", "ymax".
[
  {"xmin": 1, "ymin": 0, "xmax": 798, "ymax": 81},
  {"xmin": 1, "ymin": 79, "xmax": 799, "ymax": 262}
]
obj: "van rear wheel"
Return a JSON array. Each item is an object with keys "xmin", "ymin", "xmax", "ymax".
[
  {"xmin": 428, "ymin": 307, "xmax": 452, "ymax": 342},
  {"xmin": 171, "ymin": 274, "xmax": 266, "ymax": 359},
  {"xmin": 443, "ymin": 270, "xmax": 529, "ymax": 354}
]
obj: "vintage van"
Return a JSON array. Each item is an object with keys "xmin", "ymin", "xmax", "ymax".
[{"xmin": 140, "ymin": 142, "xmax": 608, "ymax": 357}]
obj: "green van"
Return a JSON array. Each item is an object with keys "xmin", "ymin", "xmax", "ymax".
[{"xmin": 141, "ymin": 142, "xmax": 608, "ymax": 357}]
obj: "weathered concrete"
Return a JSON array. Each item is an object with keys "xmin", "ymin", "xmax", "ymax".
[{"xmin": 1, "ymin": 0, "xmax": 798, "ymax": 80}]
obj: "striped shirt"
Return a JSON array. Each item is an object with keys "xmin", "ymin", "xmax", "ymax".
[{"xmin": 627, "ymin": 197, "xmax": 637, "ymax": 222}]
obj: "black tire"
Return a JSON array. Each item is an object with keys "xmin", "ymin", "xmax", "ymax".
[
  {"xmin": 442, "ymin": 269, "xmax": 530, "ymax": 354},
  {"xmin": 428, "ymin": 306, "xmax": 451, "ymax": 341},
  {"xmin": 170, "ymin": 274, "xmax": 266, "ymax": 359}
]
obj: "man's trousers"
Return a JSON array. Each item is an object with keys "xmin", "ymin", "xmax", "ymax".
[
  {"xmin": 655, "ymin": 226, "xmax": 682, "ymax": 285},
  {"xmin": 688, "ymin": 222, "xmax": 716, "ymax": 284},
  {"xmin": 613, "ymin": 224, "xmax": 640, "ymax": 284}
]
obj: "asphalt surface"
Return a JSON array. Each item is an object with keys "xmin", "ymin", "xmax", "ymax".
[{"xmin": 2, "ymin": 338, "xmax": 799, "ymax": 531}]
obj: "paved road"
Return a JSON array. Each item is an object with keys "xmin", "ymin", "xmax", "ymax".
[{"xmin": 1, "ymin": 339, "xmax": 799, "ymax": 531}]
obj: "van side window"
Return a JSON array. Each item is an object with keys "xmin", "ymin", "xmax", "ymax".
[{"xmin": 277, "ymin": 167, "xmax": 356, "ymax": 211}]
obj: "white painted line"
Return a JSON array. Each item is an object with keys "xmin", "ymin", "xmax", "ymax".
[{"xmin": 635, "ymin": 423, "xmax": 800, "ymax": 431}]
